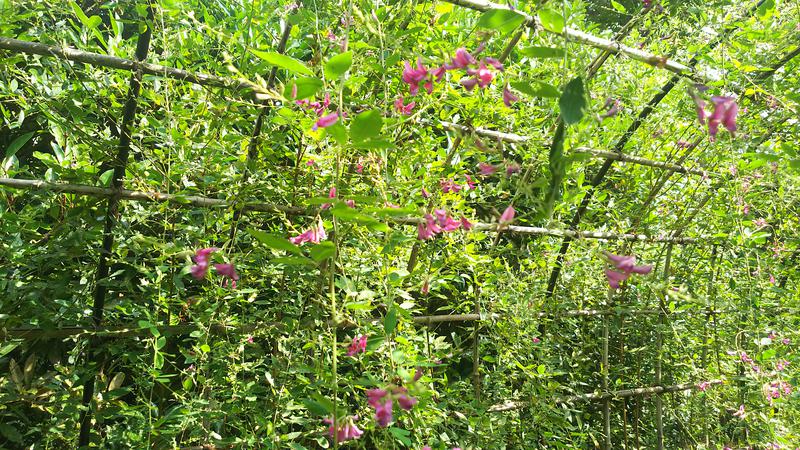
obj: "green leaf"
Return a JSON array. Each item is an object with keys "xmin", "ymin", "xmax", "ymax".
[
  {"xmin": 248, "ymin": 228, "xmax": 303, "ymax": 255},
  {"xmin": 384, "ymin": 307, "xmax": 398, "ymax": 334},
  {"xmin": 520, "ymin": 46, "xmax": 564, "ymax": 58},
  {"xmin": 85, "ymin": 15, "xmax": 102, "ymax": 29},
  {"xmin": 757, "ymin": 0, "xmax": 775, "ymax": 19},
  {"xmin": 154, "ymin": 351, "xmax": 165, "ymax": 370},
  {"xmin": 538, "ymin": 8, "xmax": 565, "ymax": 34},
  {"xmin": 303, "ymin": 398, "xmax": 331, "ymax": 416},
  {"xmin": 543, "ymin": 121, "xmax": 566, "ymax": 219},
  {"xmin": 476, "ymin": 8, "xmax": 526, "ymax": 34},
  {"xmin": 250, "ymin": 49, "xmax": 313, "ymax": 76},
  {"xmin": 610, "ymin": 0, "xmax": 626, "ymax": 13},
  {"xmin": 511, "ymin": 81, "xmax": 560, "ymax": 98},
  {"xmin": 324, "ymin": 51, "xmax": 353, "ymax": 79},
  {"xmin": 559, "ymin": 77, "xmax": 587, "ymax": 125},
  {"xmin": 4, "ymin": 131, "xmax": 34, "ymax": 159},
  {"xmin": 99, "ymin": 169, "xmax": 114, "ymax": 186},
  {"xmin": 289, "ymin": 77, "xmax": 323, "ymax": 100},
  {"xmin": 0, "ymin": 423, "xmax": 22, "ymax": 443},
  {"xmin": 309, "ymin": 241, "xmax": 335, "ymax": 262},
  {"xmin": 388, "ymin": 426, "xmax": 412, "ymax": 445},
  {"xmin": 155, "ymin": 336, "xmax": 166, "ymax": 350},
  {"xmin": 353, "ymin": 139, "xmax": 395, "ymax": 149},
  {"xmin": 325, "ymin": 122, "xmax": 348, "ymax": 145},
  {"xmin": 0, "ymin": 341, "xmax": 20, "ymax": 357},
  {"xmin": 270, "ymin": 256, "xmax": 315, "ymax": 266},
  {"xmin": 537, "ymin": 364, "xmax": 546, "ymax": 374},
  {"xmin": 350, "ymin": 109, "xmax": 383, "ymax": 142}
]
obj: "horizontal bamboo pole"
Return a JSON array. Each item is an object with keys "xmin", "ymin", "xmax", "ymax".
[
  {"xmin": 488, "ymin": 380, "xmax": 723, "ymax": 412},
  {"xmin": 1, "ymin": 39, "xmax": 711, "ymax": 178},
  {"xmin": 0, "ymin": 178, "xmax": 305, "ymax": 214},
  {"xmin": 572, "ymin": 148, "xmax": 715, "ymax": 177},
  {"xmin": 442, "ymin": 0, "xmax": 704, "ymax": 81},
  {"xmin": 1, "ymin": 178, "xmax": 708, "ymax": 243},
  {"xmin": 2, "ymin": 308, "xmax": 725, "ymax": 340}
]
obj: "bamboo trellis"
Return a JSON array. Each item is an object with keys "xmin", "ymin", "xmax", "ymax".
[{"xmin": 0, "ymin": 1, "xmax": 796, "ymax": 448}]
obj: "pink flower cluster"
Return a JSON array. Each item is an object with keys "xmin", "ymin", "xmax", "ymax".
[
  {"xmin": 604, "ymin": 253, "xmax": 653, "ymax": 289},
  {"xmin": 599, "ymin": 98, "xmax": 621, "ymax": 120},
  {"xmin": 347, "ymin": 335, "xmax": 367, "ymax": 357},
  {"xmin": 190, "ymin": 248, "xmax": 239, "ymax": 288},
  {"xmin": 289, "ymin": 218, "xmax": 327, "ymax": 245},
  {"xmin": 292, "ymin": 89, "xmax": 340, "ymax": 131},
  {"xmin": 689, "ymin": 89, "xmax": 738, "ymax": 141},
  {"xmin": 417, "ymin": 210, "xmax": 473, "ymax": 240},
  {"xmin": 440, "ymin": 175, "xmax": 476, "ymax": 193},
  {"xmin": 366, "ymin": 385, "xmax": 418, "ymax": 427},
  {"xmin": 401, "ymin": 47, "xmax": 505, "ymax": 97},
  {"xmin": 324, "ymin": 416, "xmax": 363, "ymax": 443},
  {"xmin": 697, "ymin": 381, "xmax": 711, "ymax": 392},
  {"xmin": 766, "ymin": 380, "xmax": 792, "ymax": 403},
  {"xmin": 478, "ymin": 161, "xmax": 520, "ymax": 177}
]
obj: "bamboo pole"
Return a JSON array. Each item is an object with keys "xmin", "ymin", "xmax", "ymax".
[
  {"xmin": 487, "ymin": 380, "xmax": 723, "ymax": 412},
  {"xmin": 0, "ymin": 37, "xmax": 276, "ymax": 101},
  {"xmin": 0, "ymin": 178, "xmax": 709, "ymax": 244},
  {"xmin": 441, "ymin": 0, "xmax": 703, "ymax": 81},
  {"xmin": 602, "ymin": 311, "xmax": 611, "ymax": 449},
  {"xmin": 655, "ymin": 244, "xmax": 673, "ymax": 450},
  {"xmin": 572, "ymin": 148, "xmax": 715, "ymax": 177},
  {"xmin": 78, "ymin": 15, "xmax": 153, "ymax": 446}
]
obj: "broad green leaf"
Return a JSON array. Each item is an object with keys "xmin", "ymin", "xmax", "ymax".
[
  {"xmin": 325, "ymin": 121, "xmax": 348, "ymax": 145},
  {"xmin": 324, "ymin": 51, "xmax": 353, "ymax": 79},
  {"xmin": 388, "ymin": 427, "xmax": 412, "ymax": 445},
  {"xmin": 511, "ymin": 81, "xmax": 560, "ymax": 98},
  {"xmin": 610, "ymin": 0, "xmax": 626, "ymax": 13},
  {"xmin": 4, "ymin": 131, "xmax": 34, "ymax": 159},
  {"xmin": 303, "ymin": 398, "xmax": 331, "ymax": 416},
  {"xmin": 0, "ymin": 341, "xmax": 20, "ymax": 358},
  {"xmin": 0, "ymin": 424, "xmax": 22, "ymax": 443},
  {"xmin": 250, "ymin": 49, "xmax": 314, "ymax": 76},
  {"xmin": 537, "ymin": 364, "xmax": 546, "ymax": 374},
  {"xmin": 248, "ymin": 228, "xmax": 303, "ymax": 255},
  {"xmin": 520, "ymin": 46, "xmax": 565, "ymax": 58},
  {"xmin": 309, "ymin": 241, "xmax": 335, "ymax": 262},
  {"xmin": 289, "ymin": 77, "xmax": 323, "ymax": 100},
  {"xmin": 384, "ymin": 307, "xmax": 398, "ymax": 334},
  {"xmin": 476, "ymin": 8, "xmax": 526, "ymax": 34},
  {"xmin": 538, "ymin": 8, "xmax": 565, "ymax": 34},
  {"xmin": 350, "ymin": 109, "xmax": 383, "ymax": 142},
  {"xmin": 559, "ymin": 77, "xmax": 587, "ymax": 125},
  {"xmin": 98, "ymin": 169, "xmax": 114, "ymax": 186}
]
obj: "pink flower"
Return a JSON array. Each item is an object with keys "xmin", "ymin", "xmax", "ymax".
[
  {"xmin": 478, "ymin": 163, "xmax": 497, "ymax": 176},
  {"xmin": 214, "ymin": 263, "xmax": 239, "ymax": 288},
  {"xmin": 418, "ymin": 223, "xmax": 435, "ymax": 240},
  {"xmin": 783, "ymin": 338, "xmax": 790, "ymax": 345},
  {"xmin": 374, "ymin": 396, "xmax": 393, "ymax": 427},
  {"xmin": 600, "ymin": 98, "xmax": 621, "ymax": 119},
  {"xmin": 441, "ymin": 216, "xmax": 462, "ymax": 232},
  {"xmin": 191, "ymin": 247, "xmax": 219, "ymax": 279},
  {"xmin": 291, "ymin": 83, "xmax": 298, "ymax": 99},
  {"xmin": 413, "ymin": 367, "xmax": 424, "ymax": 382},
  {"xmin": 424, "ymin": 214, "xmax": 442, "ymax": 234},
  {"xmin": 532, "ymin": 337, "xmax": 541, "ymax": 344},
  {"xmin": 397, "ymin": 393, "xmax": 418, "ymax": 410},
  {"xmin": 306, "ymin": 159, "xmax": 316, "ymax": 167},
  {"xmin": 503, "ymin": 84, "xmax": 519, "ymax": 107},
  {"xmin": 770, "ymin": 274, "xmax": 776, "ymax": 284},
  {"xmin": 421, "ymin": 187, "xmax": 430, "ymax": 199},
  {"xmin": 505, "ymin": 162, "xmax": 521, "ymax": 176},
  {"xmin": 440, "ymin": 179, "xmax": 462, "ymax": 193},
  {"xmin": 740, "ymin": 352, "xmax": 752, "ymax": 363},
  {"xmin": 697, "ymin": 381, "xmax": 710, "ymax": 392},
  {"xmin": 499, "ymin": 205, "xmax": 515, "ymax": 225},
  {"xmin": 465, "ymin": 174, "xmax": 477, "ymax": 190},
  {"xmin": 451, "ymin": 48, "xmax": 477, "ymax": 68},
  {"xmin": 732, "ymin": 404, "xmax": 745, "ymax": 418},
  {"xmin": 246, "ymin": 335, "xmax": 254, "ymax": 344},
  {"xmin": 675, "ymin": 140, "xmax": 693, "ymax": 149},
  {"xmin": 422, "ymin": 447, "xmax": 432, "ymax": 450},
  {"xmin": 394, "ymin": 97, "xmax": 416, "ymax": 115},
  {"xmin": 289, "ymin": 219, "xmax": 327, "ymax": 245},
  {"xmin": 421, "ymin": 279, "xmax": 429, "ymax": 295},
  {"xmin": 321, "ymin": 186, "xmax": 337, "ymax": 210},
  {"xmin": 460, "ymin": 217, "xmax": 473, "ymax": 230},
  {"xmin": 345, "ymin": 199, "xmax": 356, "ymax": 208},
  {"xmin": 605, "ymin": 269, "xmax": 630, "ymax": 289},
  {"xmin": 312, "ymin": 112, "xmax": 339, "ymax": 131},
  {"xmin": 347, "ymin": 335, "xmax": 367, "ymax": 357},
  {"xmin": 324, "ymin": 416, "xmax": 363, "ymax": 443},
  {"xmin": 707, "ymin": 96, "xmax": 738, "ymax": 140},
  {"xmin": 356, "ymin": 163, "xmax": 363, "ymax": 173},
  {"xmin": 606, "ymin": 253, "xmax": 653, "ymax": 274},
  {"xmin": 477, "ymin": 68, "xmax": 494, "ymax": 88},
  {"xmin": 366, "ymin": 388, "xmax": 388, "ymax": 407},
  {"xmin": 460, "ymin": 77, "xmax": 479, "ymax": 91},
  {"xmin": 483, "ymin": 57, "xmax": 504, "ymax": 71},
  {"xmin": 431, "ymin": 66, "xmax": 446, "ymax": 81},
  {"xmin": 434, "ymin": 209, "xmax": 448, "ymax": 227},
  {"xmin": 402, "ymin": 58, "xmax": 429, "ymax": 96}
]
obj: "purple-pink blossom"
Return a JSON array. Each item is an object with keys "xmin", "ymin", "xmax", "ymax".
[
  {"xmin": 465, "ymin": 174, "xmax": 477, "ymax": 190},
  {"xmin": 394, "ymin": 96, "xmax": 416, "ymax": 115},
  {"xmin": 479, "ymin": 162, "xmax": 498, "ymax": 176},
  {"xmin": 191, "ymin": 247, "xmax": 219, "ymax": 279},
  {"xmin": 347, "ymin": 335, "xmax": 367, "ymax": 356},
  {"xmin": 505, "ymin": 162, "xmax": 521, "ymax": 176},
  {"xmin": 600, "ymin": 98, "xmax": 621, "ymax": 120},
  {"xmin": 312, "ymin": 112, "xmax": 339, "ymax": 131},
  {"xmin": 289, "ymin": 219, "xmax": 327, "ymax": 245},
  {"xmin": 440, "ymin": 178, "xmax": 462, "ymax": 193},
  {"xmin": 503, "ymin": 84, "xmax": 519, "ymax": 107},
  {"xmin": 324, "ymin": 416, "xmax": 363, "ymax": 443},
  {"xmin": 604, "ymin": 253, "xmax": 653, "ymax": 289},
  {"xmin": 214, "ymin": 263, "xmax": 239, "ymax": 288},
  {"xmin": 402, "ymin": 58, "xmax": 429, "ymax": 96},
  {"xmin": 697, "ymin": 381, "xmax": 710, "ymax": 392},
  {"xmin": 707, "ymin": 96, "xmax": 738, "ymax": 140},
  {"xmin": 499, "ymin": 205, "xmax": 515, "ymax": 225}
]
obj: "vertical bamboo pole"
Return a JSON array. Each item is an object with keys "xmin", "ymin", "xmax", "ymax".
[
  {"xmin": 602, "ymin": 312, "xmax": 611, "ymax": 449},
  {"xmin": 472, "ymin": 277, "xmax": 482, "ymax": 402},
  {"xmin": 701, "ymin": 245, "xmax": 717, "ymax": 446},
  {"xmin": 655, "ymin": 244, "xmax": 673, "ymax": 450},
  {"xmin": 78, "ymin": 13, "xmax": 153, "ymax": 447}
]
